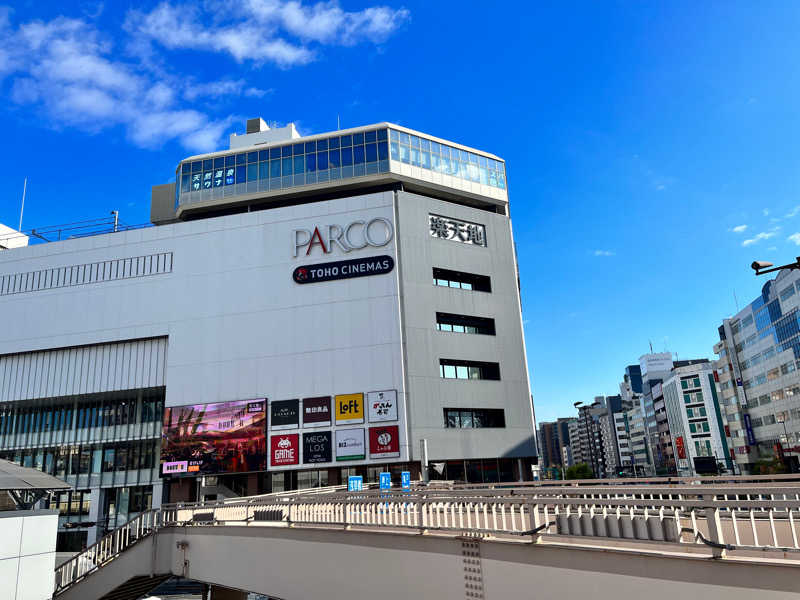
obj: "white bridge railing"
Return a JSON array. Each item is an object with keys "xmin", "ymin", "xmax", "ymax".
[{"xmin": 54, "ymin": 480, "xmax": 800, "ymax": 595}]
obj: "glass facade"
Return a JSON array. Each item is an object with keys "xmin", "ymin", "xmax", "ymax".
[
  {"xmin": 389, "ymin": 129, "xmax": 505, "ymax": 189},
  {"xmin": 176, "ymin": 125, "xmax": 507, "ymax": 208}
]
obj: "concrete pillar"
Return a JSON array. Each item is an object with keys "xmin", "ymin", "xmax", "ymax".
[
  {"xmin": 210, "ymin": 585, "xmax": 248, "ymax": 600},
  {"xmin": 152, "ymin": 481, "xmax": 164, "ymax": 509},
  {"xmin": 87, "ymin": 488, "xmax": 102, "ymax": 545}
]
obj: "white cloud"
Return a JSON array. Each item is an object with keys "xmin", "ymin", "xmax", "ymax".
[
  {"xmin": 742, "ymin": 232, "xmax": 776, "ymax": 247},
  {"xmin": 788, "ymin": 233, "xmax": 800, "ymax": 246},
  {"xmin": 125, "ymin": 1, "xmax": 410, "ymax": 67},
  {"xmin": 593, "ymin": 250, "xmax": 615, "ymax": 257},
  {"xmin": 763, "ymin": 208, "xmax": 770, "ymax": 216},
  {"xmin": 730, "ymin": 224, "xmax": 747, "ymax": 233},
  {"xmin": 0, "ymin": 2, "xmax": 408, "ymax": 152},
  {"xmin": 787, "ymin": 206, "xmax": 800, "ymax": 218}
]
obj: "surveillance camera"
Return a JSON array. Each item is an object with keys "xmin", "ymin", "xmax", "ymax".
[{"xmin": 751, "ymin": 261, "xmax": 773, "ymax": 271}]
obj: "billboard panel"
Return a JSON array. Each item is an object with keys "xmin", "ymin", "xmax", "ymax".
[
  {"xmin": 271, "ymin": 433, "xmax": 300, "ymax": 466},
  {"xmin": 303, "ymin": 431, "xmax": 332, "ymax": 464},
  {"xmin": 367, "ymin": 389, "xmax": 398, "ymax": 422},
  {"xmin": 303, "ymin": 396, "xmax": 332, "ymax": 427},
  {"xmin": 335, "ymin": 393, "xmax": 364, "ymax": 425},
  {"xmin": 369, "ymin": 425, "xmax": 400, "ymax": 458},
  {"xmin": 161, "ymin": 399, "xmax": 267, "ymax": 477},
  {"xmin": 271, "ymin": 399, "xmax": 299, "ymax": 430},
  {"xmin": 336, "ymin": 428, "xmax": 365, "ymax": 461}
]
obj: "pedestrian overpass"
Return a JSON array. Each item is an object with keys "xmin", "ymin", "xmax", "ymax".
[{"xmin": 53, "ymin": 476, "xmax": 800, "ymax": 600}]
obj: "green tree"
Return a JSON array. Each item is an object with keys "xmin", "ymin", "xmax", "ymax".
[{"xmin": 566, "ymin": 462, "xmax": 594, "ymax": 479}]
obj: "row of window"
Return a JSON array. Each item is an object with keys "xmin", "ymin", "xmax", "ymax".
[
  {"xmin": 682, "ymin": 391, "xmax": 704, "ymax": 405},
  {"xmin": 741, "ymin": 359, "xmax": 798, "ymax": 390},
  {"xmin": 439, "ymin": 359, "xmax": 501, "ymax": 380},
  {"xmin": 435, "ymin": 312, "xmax": 496, "ymax": 335},
  {"xmin": 0, "ymin": 440, "xmax": 159, "ymax": 476},
  {"xmin": 688, "ymin": 421, "xmax": 711, "ymax": 434},
  {"xmin": 432, "ymin": 267, "xmax": 492, "ymax": 292},
  {"xmin": 740, "ymin": 346, "xmax": 780, "ymax": 370},
  {"xmin": 680, "ymin": 376, "xmax": 701, "ymax": 390},
  {"xmin": 0, "ymin": 394, "xmax": 164, "ymax": 436},
  {"xmin": 443, "ymin": 408, "xmax": 505, "ymax": 428},
  {"xmin": 0, "ymin": 253, "xmax": 173, "ymax": 296},
  {"xmin": 686, "ymin": 406, "xmax": 707, "ymax": 418}
]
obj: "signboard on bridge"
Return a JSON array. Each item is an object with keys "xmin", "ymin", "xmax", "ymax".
[
  {"xmin": 348, "ymin": 476, "xmax": 363, "ymax": 492},
  {"xmin": 401, "ymin": 471, "xmax": 410, "ymax": 490},
  {"xmin": 379, "ymin": 472, "xmax": 391, "ymax": 490}
]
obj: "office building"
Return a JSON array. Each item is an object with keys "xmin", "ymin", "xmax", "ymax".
[
  {"xmin": 714, "ymin": 269, "xmax": 800, "ymax": 473},
  {"xmin": 662, "ymin": 361, "xmax": 732, "ymax": 475},
  {"xmin": 0, "ymin": 119, "xmax": 536, "ymax": 549}
]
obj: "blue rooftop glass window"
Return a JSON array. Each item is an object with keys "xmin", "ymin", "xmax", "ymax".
[
  {"xmin": 353, "ymin": 145, "xmax": 365, "ymax": 164},
  {"xmin": 329, "ymin": 149, "xmax": 340, "ymax": 167},
  {"xmin": 439, "ymin": 146, "xmax": 450, "ymax": 158},
  {"xmin": 270, "ymin": 147, "xmax": 281, "ymax": 160},
  {"xmin": 317, "ymin": 138, "xmax": 328, "ymax": 151},
  {"xmin": 236, "ymin": 153, "xmax": 246, "ymax": 165},
  {"xmin": 365, "ymin": 130, "xmax": 377, "ymax": 143},
  {"xmin": 293, "ymin": 155, "xmax": 304, "ymax": 174},
  {"xmin": 341, "ymin": 134, "xmax": 352, "ymax": 147},
  {"xmin": 214, "ymin": 169, "xmax": 224, "ymax": 186},
  {"xmin": 478, "ymin": 156, "xmax": 487, "ymax": 168},
  {"xmin": 282, "ymin": 157, "xmax": 292, "ymax": 175},
  {"xmin": 247, "ymin": 163, "xmax": 258, "ymax": 181},
  {"xmin": 431, "ymin": 141, "xmax": 441, "ymax": 154},
  {"xmin": 181, "ymin": 163, "xmax": 191, "ymax": 175},
  {"xmin": 377, "ymin": 129, "xmax": 388, "ymax": 141},
  {"xmin": 259, "ymin": 150, "xmax": 268, "ymax": 161},
  {"xmin": 305, "ymin": 141, "xmax": 316, "ymax": 153},
  {"xmin": 317, "ymin": 151, "xmax": 328, "ymax": 170},
  {"xmin": 259, "ymin": 162, "xmax": 269, "ymax": 179},
  {"xmin": 181, "ymin": 173, "xmax": 189, "ymax": 192},
  {"xmin": 293, "ymin": 143, "xmax": 304, "ymax": 156},
  {"xmin": 236, "ymin": 165, "xmax": 246, "ymax": 183},
  {"xmin": 341, "ymin": 146, "xmax": 353, "ymax": 166},
  {"xmin": 225, "ymin": 155, "xmax": 236, "ymax": 167},
  {"xmin": 390, "ymin": 142, "xmax": 399, "ymax": 160},
  {"xmin": 270, "ymin": 160, "xmax": 280, "ymax": 178},
  {"xmin": 306, "ymin": 153, "xmax": 316, "ymax": 172},
  {"xmin": 203, "ymin": 159, "xmax": 213, "ymax": 170},
  {"xmin": 329, "ymin": 136, "xmax": 340, "ymax": 149},
  {"xmin": 279, "ymin": 145, "xmax": 290, "ymax": 158},
  {"xmin": 365, "ymin": 143, "xmax": 377, "ymax": 163},
  {"xmin": 225, "ymin": 167, "xmax": 235, "ymax": 185},
  {"xmin": 353, "ymin": 132, "xmax": 364, "ymax": 145},
  {"xmin": 378, "ymin": 141, "xmax": 389, "ymax": 161},
  {"xmin": 247, "ymin": 151, "xmax": 258, "ymax": 163},
  {"xmin": 213, "ymin": 157, "xmax": 224, "ymax": 169},
  {"xmin": 389, "ymin": 129, "xmax": 399, "ymax": 141},
  {"xmin": 410, "ymin": 136, "xmax": 420, "ymax": 149},
  {"xmin": 192, "ymin": 161, "xmax": 202, "ymax": 172},
  {"xmin": 398, "ymin": 132, "xmax": 410, "ymax": 145},
  {"xmin": 420, "ymin": 138, "xmax": 430, "ymax": 151}
]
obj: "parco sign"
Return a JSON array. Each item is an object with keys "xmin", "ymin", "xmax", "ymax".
[{"xmin": 293, "ymin": 217, "xmax": 394, "ymax": 257}]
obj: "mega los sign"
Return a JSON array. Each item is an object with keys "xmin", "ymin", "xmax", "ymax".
[{"xmin": 293, "ymin": 218, "xmax": 394, "ymax": 257}]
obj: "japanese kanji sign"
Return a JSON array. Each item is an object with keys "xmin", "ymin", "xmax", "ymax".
[{"xmin": 429, "ymin": 214, "xmax": 486, "ymax": 246}]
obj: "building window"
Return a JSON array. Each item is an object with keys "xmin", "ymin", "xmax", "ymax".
[
  {"xmin": 432, "ymin": 267, "xmax": 491, "ymax": 292},
  {"xmin": 439, "ymin": 359, "xmax": 500, "ymax": 380},
  {"xmin": 444, "ymin": 408, "xmax": 505, "ymax": 428},
  {"xmin": 781, "ymin": 286, "xmax": 796, "ymax": 302},
  {"xmin": 436, "ymin": 313, "xmax": 496, "ymax": 335}
]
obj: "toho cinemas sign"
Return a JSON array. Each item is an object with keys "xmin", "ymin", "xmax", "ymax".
[{"xmin": 292, "ymin": 218, "xmax": 394, "ymax": 257}]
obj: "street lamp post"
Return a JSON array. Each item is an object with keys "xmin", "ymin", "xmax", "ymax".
[{"xmin": 777, "ymin": 412, "xmax": 794, "ymax": 473}]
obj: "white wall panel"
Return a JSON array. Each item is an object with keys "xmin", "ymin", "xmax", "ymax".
[{"xmin": 0, "ymin": 337, "xmax": 167, "ymax": 402}]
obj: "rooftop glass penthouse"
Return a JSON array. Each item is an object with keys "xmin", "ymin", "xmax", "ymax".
[{"xmin": 157, "ymin": 121, "xmax": 509, "ymax": 223}]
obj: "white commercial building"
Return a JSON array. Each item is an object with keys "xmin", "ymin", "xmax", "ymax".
[
  {"xmin": 0, "ymin": 119, "xmax": 536, "ymax": 549},
  {"xmin": 662, "ymin": 362, "xmax": 732, "ymax": 476}
]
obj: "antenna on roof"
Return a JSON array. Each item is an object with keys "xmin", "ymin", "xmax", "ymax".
[
  {"xmin": 337, "ymin": 114, "xmax": 341, "ymax": 130},
  {"xmin": 649, "ymin": 340, "xmax": 653, "ymax": 353},
  {"xmin": 733, "ymin": 289, "xmax": 739, "ymax": 312},
  {"xmin": 18, "ymin": 177, "xmax": 27, "ymax": 231}
]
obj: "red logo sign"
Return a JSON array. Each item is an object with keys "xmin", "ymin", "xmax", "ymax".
[
  {"xmin": 369, "ymin": 425, "xmax": 400, "ymax": 458},
  {"xmin": 675, "ymin": 436, "xmax": 686, "ymax": 459},
  {"xmin": 271, "ymin": 434, "xmax": 299, "ymax": 466}
]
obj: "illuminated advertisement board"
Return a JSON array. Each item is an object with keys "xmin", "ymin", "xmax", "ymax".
[
  {"xmin": 161, "ymin": 399, "xmax": 267, "ymax": 477},
  {"xmin": 369, "ymin": 425, "xmax": 400, "ymax": 458},
  {"xmin": 336, "ymin": 428, "xmax": 365, "ymax": 461},
  {"xmin": 303, "ymin": 396, "xmax": 332, "ymax": 427},
  {"xmin": 367, "ymin": 389, "xmax": 398, "ymax": 422},
  {"xmin": 335, "ymin": 393, "xmax": 364, "ymax": 425},
  {"xmin": 271, "ymin": 433, "xmax": 300, "ymax": 466},
  {"xmin": 271, "ymin": 399, "xmax": 300, "ymax": 430},
  {"xmin": 303, "ymin": 431, "xmax": 332, "ymax": 463}
]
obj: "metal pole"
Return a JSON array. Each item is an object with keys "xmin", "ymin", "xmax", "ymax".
[
  {"xmin": 420, "ymin": 439, "xmax": 429, "ymax": 483},
  {"xmin": 18, "ymin": 177, "xmax": 27, "ymax": 231}
]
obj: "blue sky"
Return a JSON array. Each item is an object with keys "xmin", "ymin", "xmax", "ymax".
[{"xmin": 2, "ymin": 2, "xmax": 800, "ymax": 423}]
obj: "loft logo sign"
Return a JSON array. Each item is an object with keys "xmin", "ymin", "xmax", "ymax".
[{"xmin": 293, "ymin": 218, "xmax": 394, "ymax": 257}]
